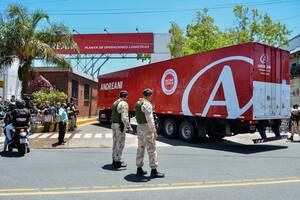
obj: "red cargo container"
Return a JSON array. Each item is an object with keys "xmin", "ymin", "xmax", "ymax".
[{"xmin": 98, "ymin": 42, "xmax": 290, "ymax": 142}]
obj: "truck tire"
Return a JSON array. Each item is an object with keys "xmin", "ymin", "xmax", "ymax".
[
  {"xmin": 163, "ymin": 118, "xmax": 178, "ymax": 138},
  {"xmin": 179, "ymin": 121, "xmax": 195, "ymax": 143},
  {"xmin": 155, "ymin": 117, "xmax": 163, "ymax": 135}
]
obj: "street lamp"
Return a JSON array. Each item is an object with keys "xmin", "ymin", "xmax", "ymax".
[{"xmin": 104, "ymin": 28, "xmax": 109, "ymax": 34}]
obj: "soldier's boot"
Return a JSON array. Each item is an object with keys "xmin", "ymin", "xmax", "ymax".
[
  {"xmin": 150, "ymin": 169, "xmax": 165, "ymax": 178},
  {"xmin": 112, "ymin": 161, "xmax": 119, "ymax": 168},
  {"xmin": 136, "ymin": 167, "xmax": 147, "ymax": 176},
  {"xmin": 119, "ymin": 161, "xmax": 127, "ymax": 168},
  {"xmin": 113, "ymin": 161, "xmax": 127, "ymax": 168}
]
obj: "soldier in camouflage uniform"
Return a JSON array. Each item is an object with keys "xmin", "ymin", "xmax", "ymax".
[
  {"xmin": 135, "ymin": 88, "xmax": 165, "ymax": 178},
  {"xmin": 111, "ymin": 90, "xmax": 133, "ymax": 168}
]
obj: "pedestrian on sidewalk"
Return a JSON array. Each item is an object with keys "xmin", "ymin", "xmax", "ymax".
[
  {"xmin": 288, "ymin": 104, "xmax": 299, "ymax": 142},
  {"xmin": 50, "ymin": 105, "xmax": 58, "ymax": 132},
  {"xmin": 30, "ymin": 104, "xmax": 39, "ymax": 133},
  {"xmin": 67, "ymin": 102, "xmax": 77, "ymax": 131},
  {"xmin": 58, "ymin": 103, "xmax": 68, "ymax": 145},
  {"xmin": 70, "ymin": 98, "xmax": 79, "ymax": 129},
  {"xmin": 42, "ymin": 101, "xmax": 51, "ymax": 132},
  {"xmin": 135, "ymin": 89, "xmax": 164, "ymax": 178},
  {"xmin": 111, "ymin": 90, "xmax": 133, "ymax": 168}
]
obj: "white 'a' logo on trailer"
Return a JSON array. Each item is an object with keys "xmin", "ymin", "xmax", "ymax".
[{"xmin": 181, "ymin": 56, "xmax": 254, "ymax": 119}]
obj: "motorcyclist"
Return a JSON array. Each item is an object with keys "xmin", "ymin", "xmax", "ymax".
[
  {"xmin": 2, "ymin": 103, "xmax": 17, "ymax": 152},
  {"xmin": 3, "ymin": 100, "xmax": 31, "ymax": 152}
]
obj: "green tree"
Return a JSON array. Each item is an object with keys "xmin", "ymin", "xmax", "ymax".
[
  {"xmin": 168, "ymin": 5, "xmax": 292, "ymax": 58},
  {"xmin": 168, "ymin": 9, "xmax": 235, "ymax": 57},
  {"xmin": 137, "ymin": 53, "xmax": 151, "ymax": 63},
  {"xmin": 32, "ymin": 89, "xmax": 68, "ymax": 108},
  {"xmin": 228, "ymin": 5, "xmax": 291, "ymax": 46},
  {"xmin": 168, "ymin": 22, "xmax": 185, "ymax": 58},
  {"xmin": 0, "ymin": 4, "xmax": 77, "ymax": 94},
  {"xmin": 184, "ymin": 8, "xmax": 224, "ymax": 55}
]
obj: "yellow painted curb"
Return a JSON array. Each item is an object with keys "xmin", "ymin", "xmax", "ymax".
[{"xmin": 76, "ymin": 118, "xmax": 97, "ymax": 126}]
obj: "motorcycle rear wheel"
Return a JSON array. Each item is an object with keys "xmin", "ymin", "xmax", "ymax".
[{"xmin": 18, "ymin": 143, "xmax": 26, "ymax": 156}]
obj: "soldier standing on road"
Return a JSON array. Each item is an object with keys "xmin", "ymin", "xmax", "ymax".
[
  {"xmin": 111, "ymin": 90, "xmax": 133, "ymax": 168},
  {"xmin": 288, "ymin": 104, "xmax": 299, "ymax": 142},
  {"xmin": 135, "ymin": 88, "xmax": 165, "ymax": 178}
]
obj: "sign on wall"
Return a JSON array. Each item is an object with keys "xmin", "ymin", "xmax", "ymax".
[
  {"xmin": 55, "ymin": 33, "xmax": 154, "ymax": 54},
  {"xmin": 0, "ymin": 80, "xmax": 4, "ymax": 88}
]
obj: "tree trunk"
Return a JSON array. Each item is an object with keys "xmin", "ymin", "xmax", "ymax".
[{"xmin": 18, "ymin": 61, "xmax": 32, "ymax": 96}]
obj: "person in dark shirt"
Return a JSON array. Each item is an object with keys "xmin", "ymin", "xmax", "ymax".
[{"xmin": 2, "ymin": 100, "xmax": 30, "ymax": 152}]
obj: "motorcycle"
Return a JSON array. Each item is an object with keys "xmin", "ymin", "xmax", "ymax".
[{"xmin": 8, "ymin": 126, "xmax": 30, "ymax": 156}]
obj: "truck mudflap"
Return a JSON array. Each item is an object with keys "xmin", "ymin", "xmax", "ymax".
[{"xmin": 252, "ymin": 135, "xmax": 288, "ymax": 144}]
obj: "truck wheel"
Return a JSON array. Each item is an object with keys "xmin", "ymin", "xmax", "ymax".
[
  {"xmin": 155, "ymin": 117, "xmax": 163, "ymax": 135},
  {"xmin": 163, "ymin": 118, "xmax": 178, "ymax": 138},
  {"xmin": 179, "ymin": 121, "xmax": 195, "ymax": 143}
]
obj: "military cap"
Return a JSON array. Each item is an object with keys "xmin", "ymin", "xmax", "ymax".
[
  {"xmin": 120, "ymin": 90, "xmax": 128, "ymax": 98},
  {"xmin": 143, "ymin": 88, "xmax": 153, "ymax": 96}
]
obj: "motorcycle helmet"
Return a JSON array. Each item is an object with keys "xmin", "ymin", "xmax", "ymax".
[{"xmin": 16, "ymin": 100, "xmax": 25, "ymax": 109}]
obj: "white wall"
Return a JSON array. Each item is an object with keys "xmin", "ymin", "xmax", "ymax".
[
  {"xmin": 151, "ymin": 33, "xmax": 171, "ymax": 63},
  {"xmin": 0, "ymin": 59, "xmax": 22, "ymax": 100},
  {"xmin": 291, "ymin": 77, "xmax": 300, "ymax": 106}
]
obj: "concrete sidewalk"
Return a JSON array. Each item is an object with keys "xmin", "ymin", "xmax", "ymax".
[{"xmin": 34, "ymin": 117, "xmax": 98, "ymax": 133}]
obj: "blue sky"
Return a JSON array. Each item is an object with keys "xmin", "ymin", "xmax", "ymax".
[{"xmin": 0, "ymin": 0, "xmax": 300, "ymax": 75}]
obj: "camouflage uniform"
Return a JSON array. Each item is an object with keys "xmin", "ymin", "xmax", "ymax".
[
  {"xmin": 291, "ymin": 108, "xmax": 299, "ymax": 137},
  {"xmin": 136, "ymin": 98, "xmax": 158, "ymax": 169},
  {"xmin": 112, "ymin": 99, "xmax": 131, "ymax": 162}
]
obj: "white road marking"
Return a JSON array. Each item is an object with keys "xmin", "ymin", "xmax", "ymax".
[
  {"xmin": 73, "ymin": 134, "xmax": 82, "ymax": 139},
  {"xmin": 94, "ymin": 134, "xmax": 103, "ymax": 138},
  {"xmin": 126, "ymin": 134, "xmax": 136, "ymax": 138},
  {"xmin": 29, "ymin": 133, "xmax": 41, "ymax": 138},
  {"xmin": 84, "ymin": 134, "xmax": 92, "ymax": 138},
  {"xmin": 38, "ymin": 133, "xmax": 51, "ymax": 139},
  {"xmin": 25, "ymin": 132, "xmax": 138, "ymax": 140},
  {"xmin": 50, "ymin": 134, "xmax": 58, "ymax": 139},
  {"xmin": 104, "ymin": 134, "xmax": 112, "ymax": 138}
]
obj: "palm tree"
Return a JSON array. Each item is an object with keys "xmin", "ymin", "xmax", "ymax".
[{"xmin": 0, "ymin": 4, "xmax": 77, "ymax": 94}]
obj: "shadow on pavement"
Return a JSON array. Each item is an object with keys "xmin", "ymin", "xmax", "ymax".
[
  {"xmin": 124, "ymin": 174, "xmax": 150, "ymax": 183},
  {"xmin": 91, "ymin": 122, "xmax": 288, "ymax": 154},
  {"xmin": 157, "ymin": 136, "xmax": 288, "ymax": 154},
  {"xmin": 102, "ymin": 164, "xmax": 126, "ymax": 171},
  {"xmin": 91, "ymin": 122, "xmax": 138, "ymax": 134},
  {"xmin": 0, "ymin": 151, "xmax": 22, "ymax": 158},
  {"xmin": 92, "ymin": 122, "xmax": 110, "ymax": 129}
]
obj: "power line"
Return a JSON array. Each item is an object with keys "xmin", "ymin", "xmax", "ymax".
[
  {"xmin": 38, "ymin": 0, "xmax": 299, "ymax": 16},
  {"xmin": 276, "ymin": 14, "xmax": 300, "ymax": 21},
  {"xmin": 0, "ymin": 0, "xmax": 71, "ymax": 6}
]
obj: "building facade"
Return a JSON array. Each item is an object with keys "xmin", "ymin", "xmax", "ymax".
[
  {"xmin": 283, "ymin": 34, "xmax": 300, "ymax": 106},
  {"xmin": 0, "ymin": 59, "xmax": 22, "ymax": 100},
  {"xmin": 33, "ymin": 67, "xmax": 98, "ymax": 117}
]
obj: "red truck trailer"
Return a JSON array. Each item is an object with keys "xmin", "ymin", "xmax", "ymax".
[{"xmin": 98, "ymin": 42, "xmax": 290, "ymax": 142}]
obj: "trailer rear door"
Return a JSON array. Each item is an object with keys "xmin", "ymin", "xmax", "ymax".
[{"xmin": 253, "ymin": 43, "xmax": 290, "ymax": 120}]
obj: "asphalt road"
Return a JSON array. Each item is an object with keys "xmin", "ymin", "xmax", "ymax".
[{"xmin": 1, "ymin": 126, "xmax": 300, "ymax": 200}]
